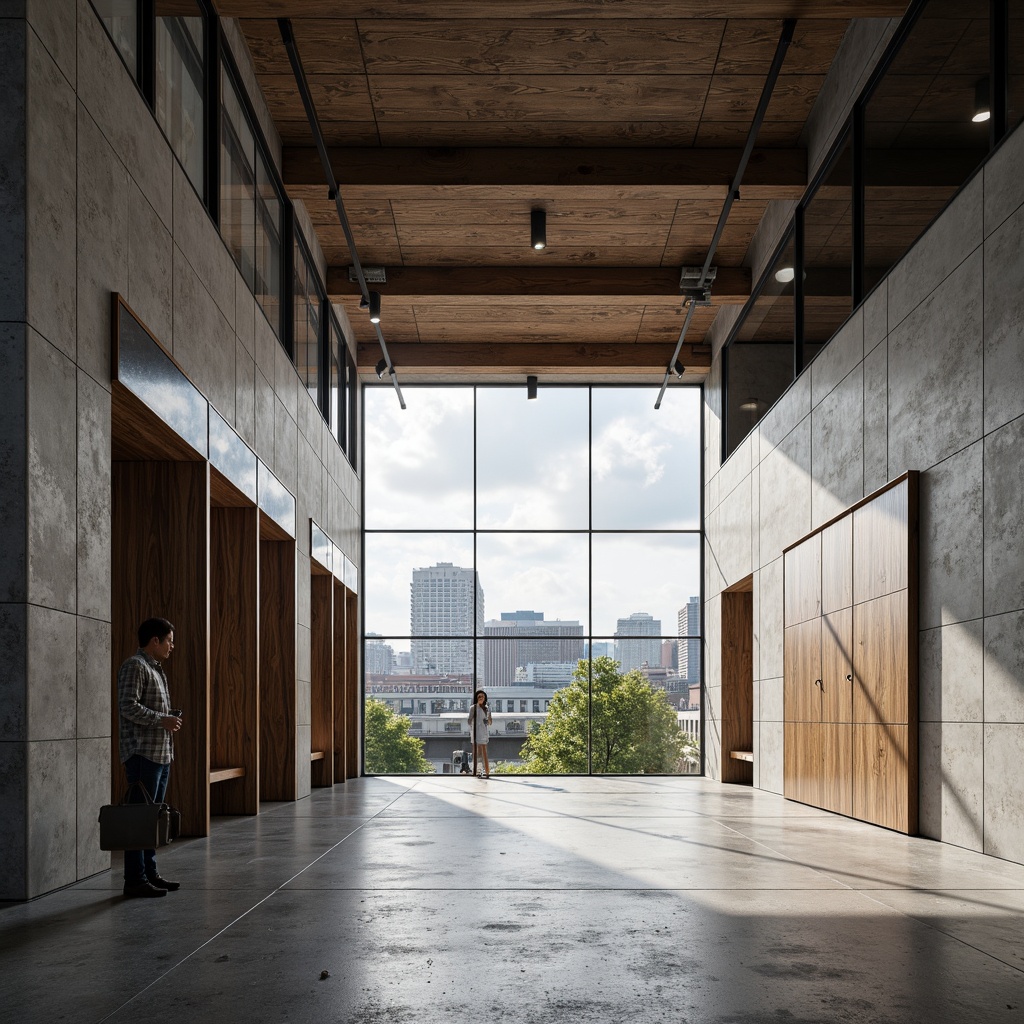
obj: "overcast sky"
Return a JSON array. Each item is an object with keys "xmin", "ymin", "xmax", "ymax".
[{"xmin": 363, "ymin": 385, "xmax": 701, "ymax": 640}]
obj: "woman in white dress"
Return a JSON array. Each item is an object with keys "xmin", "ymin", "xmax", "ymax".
[{"xmin": 467, "ymin": 689, "xmax": 492, "ymax": 778}]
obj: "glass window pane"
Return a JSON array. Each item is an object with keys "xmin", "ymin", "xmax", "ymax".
[
  {"xmin": 803, "ymin": 134, "xmax": 852, "ymax": 353},
  {"xmin": 476, "ymin": 387, "xmax": 589, "ymax": 529},
  {"xmin": 476, "ymin": 533, "xmax": 590, "ymax": 636},
  {"xmin": 255, "ymin": 151, "xmax": 283, "ymax": 337},
  {"xmin": 346, "ymin": 348, "xmax": 358, "ymax": 467},
  {"xmin": 725, "ymin": 234, "xmax": 795, "ymax": 457},
  {"xmin": 592, "ymin": 386, "xmax": 700, "ymax": 530},
  {"xmin": 94, "ymin": 0, "xmax": 138, "ymax": 79},
  {"xmin": 292, "ymin": 237, "xmax": 321, "ymax": 406},
  {"xmin": 364, "ymin": 533, "xmax": 477, "ymax": 647},
  {"xmin": 1010, "ymin": 7, "xmax": 1024, "ymax": 134},
  {"xmin": 220, "ymin": 69, "xmax": 256, "ymax": 290},
  {"xmin": 155, "ymin": 5, "xmax": 205, "ymax": 199},
  {"xmin": 364, "ymin": 387, "xmax": 474, "ymax": 529},
  {"xmin": 863, "ymin": 0, "xmax": 990, "ymax": 293},
  {"xmin": 591, "ymin": 533, "xmax": 701, "ymax": 641}
]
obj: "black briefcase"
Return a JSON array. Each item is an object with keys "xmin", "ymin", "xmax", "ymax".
[{"xmin": 98, "ymin": 781, "xmax": 182, "ymax": 851}]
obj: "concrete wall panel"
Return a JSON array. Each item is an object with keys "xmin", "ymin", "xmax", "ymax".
[
  {"xmin": 919, "ymin": 722, "xmax": 983, "ymax": 852},
  {"xmin": 983, "ymin": 415, "xmax": 1024, "ymax": 618},
  {"xmin": 919, "ymin": 619, "xmax": 984, "ymax": 724}
]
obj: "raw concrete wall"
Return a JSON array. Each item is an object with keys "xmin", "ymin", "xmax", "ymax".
[
  {"xmin": 703, "ymin": 121, "xmax": 1024, "ymax": 864},
  {"xmin": 0, "ymin": 0, "xmax": 360, "ymax": 900}
]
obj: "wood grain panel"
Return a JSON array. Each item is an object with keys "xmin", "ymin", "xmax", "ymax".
[
  {"xmin": 358, "ymin": 20, "xmax": 726, "ymax": 74},
  {"xmin": 310, "ymin": 573, "xmax": 334, "ymax": 787},
  {"xmin": 784, "ymin": 533, "xmax": 821, "ymax": 626},
  {"xmin": 345, "ymin": 589, "xmax": 360, "ymax": 780},
  {"xmin": 820, "ymin": 608, "xmax": 853, "ymax": 725},
  {"xmin": 852, "ymin": 724, "xmax": 913, "ymax": 832},
  {"xmin": 818, "ymin": 722, "xmax": 853, "ymax": 817},
  {"xmin": 853, "ymin": 478, "xmax": 909, "ymax": 603},
  {"xmin": 369, "ymin": 74, "xmax": 712, "ymax": 123},
  {"xmin": 111, "ymin": 461, "xmax": 210, "ymax": 836},
  {"xmin": 242, "ymin": 18, "xmax": 363, "ymax": 75},
  {"xmin": 333, "ymin": 580, "xmax": 348, "ymax": 782},
  {"xmin": 716, "ymin": 19, "xmax": 847, "ymax": 75},
  {"xmin": 853, "ymin": 591, "xmax": 909, "ymax": 726},
  {"xmin": 373, "ymin": 120, "xmax": 701, "ymax": 148},
  {"xmin": 821, "ymin": 517, "xmax": 853, "ymax": 614},
  {"xmin": 720, "ymin": 589, "xmax": 753, "ymax": 784},
  {"xmin": 259, "ymin": 73, "xmax": 375, "ymax": 124},
  {"xmin": 784, "ymin": 722, "xmax": 815, "ymax": 806},
  {"xmin": 210, "ymin": 506, "xmax": 260, "ymax": 816},
  {"xmin": 259, "ymin": 536, "xmax": 297, "ymax": 801},
  {"xmin": 783, "ymin": 619, "xmax": 820, "ymax": 724}
]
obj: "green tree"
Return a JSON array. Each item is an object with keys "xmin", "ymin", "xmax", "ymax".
[
  {"xmin": 514, "ymin": 657, "xmax": 688, "ymax": 774},
  {"xmin": 364, "ymin": 698, "xmax": 434, "ymax": 774}
]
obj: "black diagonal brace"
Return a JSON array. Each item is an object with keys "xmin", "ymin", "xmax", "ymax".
[
  {"xmin": 278, "ymin": 18, "xmax": 406, "ymax": 410},
  {"xmin": 655, "ymin": 18, "xmax": 796, "ymax": 410}
]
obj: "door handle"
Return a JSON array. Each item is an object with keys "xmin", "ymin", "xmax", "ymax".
[
  {"xmin": 846, "ymin": 673, "xmax": 853, "ymax": 682},
  {"xmin": 814, "ymin": 679, "xmax": 822, "ymax": 688}
]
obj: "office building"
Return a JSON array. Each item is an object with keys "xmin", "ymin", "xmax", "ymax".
[
  {"xmin": 678, "ymin": 596, "xmax": 701, "ymax": 682},
  {"xmin": 614, "ymin": 612, "xmax": 663, "ymax": 672},
  {"xmin": 410, "ymin": 562, "xmax": 484, "ymax": 677},
  {"xmin": 483, "ymin": 610, "xmax": 584, "ymax": 686}
]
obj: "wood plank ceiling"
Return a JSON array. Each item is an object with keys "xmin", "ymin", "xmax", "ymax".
[{"xmin": 224, "ymin": 1, "xmax": 909, "ymax": 381}]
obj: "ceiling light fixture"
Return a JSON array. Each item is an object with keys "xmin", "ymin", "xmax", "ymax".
[
  {"xmin": 527, "ymin": 375, "xmax": 538, "ymax": 400},
  {"xmin": 375, "ymin": 358, "xmax": 389, "ymax": 379},
  {"xmin": 973, "ymin": 77, "xmax": 991, "ymax": 123},
  {"xmin": 740, "ymin": 397, "xmax": 760, "ymax": 412},
  {"xmin": 774, "ymin": 266, "xmax": 796, "ymax": 284},
  {"xmin": 672, "ymin": 360, "xmax": 685, "ymax": 377},
  {"xmin": 368, "ymin": 290, "xmax": 381, "ymax": 323},
  {"xmin": 530, "ymin": 208, "xmax": 546, "ymax": 251}
]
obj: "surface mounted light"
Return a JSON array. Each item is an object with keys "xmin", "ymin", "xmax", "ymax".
[
  {"xmin": 740, "ymin": 397, "xmax": 759, "ymax": 412},
  {"xmin": 530, "ymin": 208, "xmax": 546, "ymax": 250},
  {"xmin": 375, "ymin": 358, "xmax": 388, "ymax": 378},
  {"xmin": 973, "ymin": 77, "xmax": 990, "ymax": 123},
  {"xmin": 774, "ymin": 266, "xmax": 796, "ymax": 284},
  {"xmin": 527, "ymin": 375, "xmax": 538, "ymax": 400},
  {"xmin": 368, "ymin": 291, "xmax": 381, "ymax": 323}
]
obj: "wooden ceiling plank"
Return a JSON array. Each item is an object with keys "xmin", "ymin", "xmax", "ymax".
[
  {"xmin": 357, "ymin": 20, "xmax": 726, "ymax": 75},
  {"xmin": 240, "ymin": 18, "xmax": 363, "ymax": 75}
]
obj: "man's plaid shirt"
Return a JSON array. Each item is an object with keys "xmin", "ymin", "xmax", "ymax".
[{"xmin": 117, "ymin": 650, "xmax": 174, "ymax": 765}]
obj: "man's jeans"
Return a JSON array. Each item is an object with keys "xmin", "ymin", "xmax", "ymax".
[{"xmin": 122, "ymin": 754, "xmax": 170, "ymax": 883}]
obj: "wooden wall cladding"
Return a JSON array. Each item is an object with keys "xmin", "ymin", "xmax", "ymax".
[
  {"xmin": 259, "ymin": 533, "xmax": 297, "ymax": 801},
  {"xmin": 720, "ymin": 588, "xmax": 753, "ymax": 784},
  {"xmin": 345, "ymin": 589, "xmax": 360, "ymax": 780},
  {"xmin": 783, "ymin": 473, "xmax": 918, "ymax": 834},
  {"xmin": 310, "ymin": 572, "xmax": 334, "ymax": 787},
  {"xmin": 111, "ymin": 460, "xmax": 210, "ymax": 836},
  {"xmin": 210, "ymin": 504, "xmax": 260, "ymax": 816},
  {"xmin": 333, "ymin": 580, "xmax": 348, "ymax": 783}
]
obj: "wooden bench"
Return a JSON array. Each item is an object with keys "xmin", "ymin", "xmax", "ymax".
[
  {"xmin": 729, "ymin": 750, "xmax": 754, "ymax": 763},
  {"xmin": 209, "ymin": 766, "xmax": 246, "ymax": 784},
  {"xmin": 310, "ymin": 750, "xmax": 325, "ymax": 762}
]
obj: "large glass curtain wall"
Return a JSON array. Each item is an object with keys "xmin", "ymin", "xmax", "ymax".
[
  {"xmin": 723, "ymin": 0, "xmax": 1018, "ymax": 459},
  {"xmin": 363, "ymin": 386, "xmax": 704, "ymax": 777}
]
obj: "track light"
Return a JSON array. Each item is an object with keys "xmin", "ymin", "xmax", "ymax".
[
  {"xmin": 973, "ymin": 77, "xmax": 990, "ymax": 123},
  {"xmin": 530, "ymin": 208, "xmax": 546, "ymax": 251},
  {"xmin": 672, "ymin": 360, "xmax": 685, "ymax": 377},
  {"xmin": 774, "ymin": 266, "xmax": 795, "ymax": 284},
  {"xmin": 375, "ymin": 358, "xmax": 388, "ymax": 379},
  {"xmin": 368, "ymin": 290, "xmax": 381, "ymax": 323},
  {"xmin": 527, "ymin": 375, "xmax": 538, "ymax": 400}
]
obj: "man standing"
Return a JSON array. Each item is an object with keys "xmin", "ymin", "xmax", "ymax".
[{"xmin": 117, "ymin": 617, "xmax": 183, "ymax": 899}]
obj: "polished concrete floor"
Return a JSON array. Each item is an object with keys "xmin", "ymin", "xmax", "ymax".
[{"xmin": 3, "ymin": 776, "xmax": 1024, "ymax": 1024}]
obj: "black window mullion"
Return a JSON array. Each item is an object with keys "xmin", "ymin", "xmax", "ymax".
[
  {"xmin": 139, "ymin": 0, "xmax": 155, "ymax": 106},
  {"xmin": 992, "ymin": 0, "xmax": 1008, "ymax": 145},
  {"xmin": 204, "ymin": 4, "xmax": 221, "ymax": 222},
  {"xmin": 318, "ymin": 294, "xmax": 330, "ymax": 420}
]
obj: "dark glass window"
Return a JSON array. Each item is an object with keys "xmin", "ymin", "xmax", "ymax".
[
  {"xmin": 155, "ymin": 3, "xmax": 205, "ymax": 199},
  {"xmin": 725, "ymin": 234, "xmax": 796, "ymax": 457},
  {"xmin": 863, "ymin": 0, "xmax": 990, "ymax": 293},
  {"xmin": 221, "ymin": 66, "xmax": 283, "ymax": 338},
  {"xmin": 803, "ymin": 134, "xmax": 853, "ymax": 357},
  {"xmin": 1008, "ymin": 6, "xmax": 1024, "ymax": 134},
  {"xmin": 293, "ymin": 235, "xmax": 323, "ymax": 407}
]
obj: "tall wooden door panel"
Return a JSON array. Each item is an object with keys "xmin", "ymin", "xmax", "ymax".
[
  {"xmin": 818, "ymin": 723, "xmax": 853, "ymax": 816},
  {"xmin": 852, "ymin": 724, "xmax": 913, "ymax": 831},
  {"xmin": 784, "ymin": 535, "xmax": 822, "ymax": 626},
  {"xmin": 784, "ymin": 619, "xmax": 821, "ymax": 724},
  {"xmin": 853, "ymin": 483, "xmax": 908, "ymax": 604},
  {"xmin": 784, "ymin": 723, "xmax": 817, "ymax": 807},
  {"xmin": 853, "ymin": 592, "xmax": 908, "ymax": 725}
]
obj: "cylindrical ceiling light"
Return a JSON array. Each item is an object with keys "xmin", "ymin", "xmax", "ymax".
[
  {"xmin": 527, "ymin": 375, "xmax": 538, "ymax": 400},
  {"xmin": 530, "ymin": 208, "xmax": 546, "ymax": 250},
  {"xmin": 368, "ymin": 290, "xmax": 381, "ymax": 323},
  {"xmin": 973, "ymin": 77, "xmax": 991, "ymax": 123}
]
